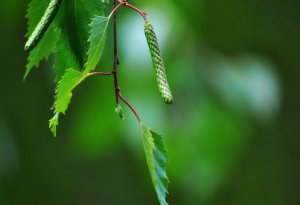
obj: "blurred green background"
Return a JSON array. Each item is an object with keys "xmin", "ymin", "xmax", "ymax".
[{"xmin": 0, "ymin": 0, "xmax": 300, "ymax": 204}]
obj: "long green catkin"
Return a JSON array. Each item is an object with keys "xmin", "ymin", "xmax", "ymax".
[
  {"xmin": 144, "ymin": 21, "xmax": 173, "ymax": 104},
  {"xmin": 25, "ymin": 0, "xmax": 62, "ymax": 51}
]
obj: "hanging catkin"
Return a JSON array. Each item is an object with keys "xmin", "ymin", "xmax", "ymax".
[
  {"xmin": 144, "ymin": 21, "xmax": 173, "ymax": 104},
  {"xmin": 115, "ymin": 104, "xmax": 125, "ymax": 120},
  {"xmin": 25, "ymin": 0, "xmax": 62, "ymax": 51}
]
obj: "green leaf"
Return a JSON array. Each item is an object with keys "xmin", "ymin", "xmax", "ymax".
[
  {"xmin": 54, "ymin": 35, "xmax": 81, "ymax": 81},
  {"xmin": 25, "ymin": 0, "xmax": 59, "ymax": 79},
  {"xmin": 50, "ymin": 68, "xmax": 86, "ymax": 136},
  {"xmin": 54, "ymin": 68, "xmax": 85, "ymax": 113},
  {"xmin": 49, "ymin": 113, "xmax": 59, "ymax": 137},
  {"xmin": 84, "ymin": 16, "xmax": 110, "ymax": 74},
  {"xmin": 141, "ymin": 124, "xmax": 169, "ymax": 205},
  {"xmin": 54, "ymin": 0, "xmax": 104, "ymax": 75},
  {"xmin": 25, "ymin": 0, "xmax": 105, "ymax": 80}
]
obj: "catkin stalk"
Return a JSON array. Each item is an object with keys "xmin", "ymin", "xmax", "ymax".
[
  {"xmin": 25, "ymin": 0, "xmax": 62, "ymax": 51},
  {"xmin": 144, "ymin": 21, "xmax": 173, "ymax": 104}
]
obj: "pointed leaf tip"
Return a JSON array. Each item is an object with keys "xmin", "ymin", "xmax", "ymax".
[
  {"xmin": 49, "ymin": 68, "xmax": 86, "ymax": 136},
  {"xmin": 49, "ymin": 113, "xmax": 59, "ymax": 137}
]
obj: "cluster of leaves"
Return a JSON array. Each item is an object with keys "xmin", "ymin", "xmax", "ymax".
[
  {"xmin": 26, "ymin": 0, "xmax": 109, "ymax": 133},
  {"xmin": 25, "ymin": 0, "xmax": 169, "ymax": 204}
]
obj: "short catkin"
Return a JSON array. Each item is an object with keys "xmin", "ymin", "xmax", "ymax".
[
  {"xmin": 115, "ymin": 104, "xmax": 125, "ymax": 120},
  {"xmin": 144, "ymin": 21, "xmax": 173, "ymax": 104},
  {"xmin": 25, "ymin": 0, "xmax": 62, "ymax": 51}
]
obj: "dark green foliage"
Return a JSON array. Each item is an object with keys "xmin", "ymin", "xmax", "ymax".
[{"xmin": 54, "ymin": 0, "xmax": 104, "ymax": 78}]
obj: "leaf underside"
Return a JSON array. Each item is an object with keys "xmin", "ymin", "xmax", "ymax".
[{"xmin": 141, "ymin": 124, "xmax": 169, "ymax": 205}]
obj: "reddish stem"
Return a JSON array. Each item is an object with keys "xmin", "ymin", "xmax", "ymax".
[
  {"xmin": 124, "ymin": 3, "xmax": 147, "ymax": 20},
  {"xmin": 119, "ymin": 94, "xmax": 141, "ymax": 123},
  {"xmin": 87, "ymin": 72, "xmax": 112, "ymax": 76},
  {"xmin": 111, "ymin": 0, "xmax": 142, "ymax": 123},
  {"xmin": 108, "ymin": 2, "xmax": 125, "ymax": 18},
  {"xmin": 87, "ymin": 0, "xmax": 142, "ymax": 123},
  {"xmin": 109, "ymin": 1, "xmax": 147, "ymax": 20}
]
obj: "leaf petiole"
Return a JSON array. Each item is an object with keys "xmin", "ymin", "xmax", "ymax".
[{"xmin": 87, "ymin": 72, "xmax": 113, "ymax": 76}]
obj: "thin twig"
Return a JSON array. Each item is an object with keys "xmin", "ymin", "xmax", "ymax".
[
  {"xmin": 112, "ymin": 0, "xmax": 120, "ymax": 104},
  {"xmin": 124, "ymin": 3, "xmax": 147, "ymax": 20},
  {"xmin": 87, "ymin": 72, "xmax": 112, "ymax": 76},
  {"xmin": 111, "ymin": 0, "xmax": 141, "ymax": 123},
  {"xmin": 108, "ymin": 1, "xmax": 125, "ymax": 19},
  {"xmin": 119, "ymin": 94, "xmax": 141, "ymax": 123}
]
